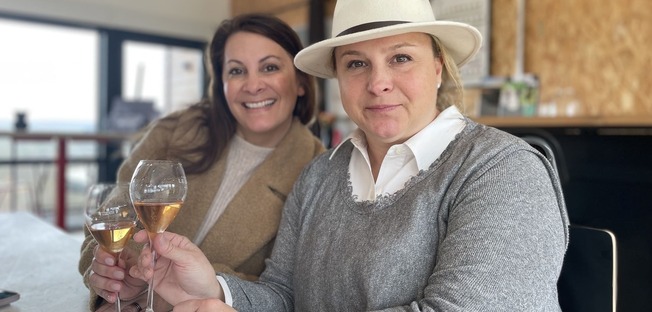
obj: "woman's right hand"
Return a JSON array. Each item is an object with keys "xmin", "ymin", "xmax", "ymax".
[
  {"xmin": 173, "ymin": 298, "xmax": 235, "ymax": 312},
  {"xmin": 129, "ymin": 230, "xmax": 224, "ymax": 305},
  {"xmin": 89, "ymin": 244, "xmax": 148, "ymax": 303}
]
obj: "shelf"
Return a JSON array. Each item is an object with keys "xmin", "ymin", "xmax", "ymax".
[{"xmin": 472, "ymin": 116, "xmax": 652, "ymax": 128}]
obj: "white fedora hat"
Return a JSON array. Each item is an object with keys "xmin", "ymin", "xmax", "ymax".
[{"xmin": 294, "ymin": 0, "xmax": 483, "ymax": 79}]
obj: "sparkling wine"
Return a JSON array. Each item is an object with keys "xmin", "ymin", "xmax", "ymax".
[
  {"xmin": 89, "ymin": 221, "xmax": 137, "ymax": 254},
  {"xmin": 133, "ymin": 201, "xmax": 182, "ymax": 233}
]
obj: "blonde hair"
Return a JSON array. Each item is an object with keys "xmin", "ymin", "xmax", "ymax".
[{"xmin": 431, "ymin": 35, "xmax": 465, "ymax": 112}]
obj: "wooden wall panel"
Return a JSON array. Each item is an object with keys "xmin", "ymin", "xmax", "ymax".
[
  {"xmin": 231, "ymin": 0, "xmax": 336, "ymax": 29},
  {"xmin": 231, "ymin": 0, "xmax": 335, "ymax": 28},
  {"xmin": 492, "ymin": 0, "xmax": 652, "ymax": 117},
  {"xmin": 490, "ymin": 0, "xmax": 518, "ymax": 78},
  {"xmin": 231, "ymin": 0, "xmax": 308, "ymax": 27}
]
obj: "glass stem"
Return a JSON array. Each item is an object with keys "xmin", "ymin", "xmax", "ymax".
[
  {"xmin": 112, "ymin": 252, "xmax": 121, "ymax": 312},
  {"xmin": 146, "ymin": 234, "xmax": 156, "ymax": 312}
]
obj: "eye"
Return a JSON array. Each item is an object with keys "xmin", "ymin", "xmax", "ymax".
[
  {"xmin": 346, "ymin": 60, "xmax": 366, "ymax": 69},
  {"xmin": 227, "ymin": 67, "xmax": 244, "ymax": 76},
  {"xmin": 393, "ymin": 54, "xmax": 412, "ymax": 64},
  {"xmin": 262, "ymin": 64, "xmax": 280, "ymax": 72}
]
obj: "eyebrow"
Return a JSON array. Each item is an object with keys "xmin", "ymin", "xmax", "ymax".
[{"xmin": 225, "ymin": 55, "xmax": 283, "ymax": 66}]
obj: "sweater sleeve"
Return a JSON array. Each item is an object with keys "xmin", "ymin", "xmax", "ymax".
[
  {"xmin": 219, "ymin": 161, "xmax": 317, "ymax": 312},
  {"xmin": 387, "ymin": 149, "xmax": 568, "ymax": 312}
]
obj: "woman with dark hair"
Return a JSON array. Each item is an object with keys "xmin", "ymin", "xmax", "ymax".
[{"xmin": 79, "ymin": 13, "xmax": 324, "ymax": 311}]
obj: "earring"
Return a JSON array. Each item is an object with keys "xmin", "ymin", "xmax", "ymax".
[{"xmin": 437, "ymin": 82, "xmax": 441, "ymax": 89}]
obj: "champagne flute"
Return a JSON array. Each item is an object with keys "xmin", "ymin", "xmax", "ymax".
[
  {"xmin": 129, "ymin": 160, "xmax": 187, "ymax": 312},
  {"xmin": 84, "ymin": 183, "xmax": 137, "ymax": 312}
]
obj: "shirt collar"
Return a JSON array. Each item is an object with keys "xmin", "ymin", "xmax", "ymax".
[
  {"xmin": 329, "ymin": 128, "xmax": 365, "ymax": 160},
  {"xmin": 329, "ymin": 106, "xmax": 466, "ymax": 168},
  {"xmin": 404, "ymin": 106, "xmax": 466, "ymax": 171}
]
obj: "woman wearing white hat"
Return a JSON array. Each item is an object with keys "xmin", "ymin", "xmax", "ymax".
[{"xmin": 130, "ymin": 0, "xmax": 569, "ymax": 311}]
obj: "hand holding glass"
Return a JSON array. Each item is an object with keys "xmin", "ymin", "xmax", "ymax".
[
  {"xmin": 84, "ymin": 183, "xmax": 137, "ymax": 312},
  {"xmin": 130, "ymin": 160, "xmax": 187, "ymax": 312}
]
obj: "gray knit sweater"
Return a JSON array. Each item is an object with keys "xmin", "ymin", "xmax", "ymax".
[{"xmin": 222, "ymin": 120, "xmax": 569, "ymax": 311}]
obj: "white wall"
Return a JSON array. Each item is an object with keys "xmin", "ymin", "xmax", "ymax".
[{"xmin": 0, "ymin": 0, "xmax": 230, "ymax": 41}]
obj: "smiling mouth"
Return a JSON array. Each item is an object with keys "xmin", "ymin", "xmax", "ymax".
[{"xmin": 244, "ymin": 99, "xmax": 275, "ymax": 109}]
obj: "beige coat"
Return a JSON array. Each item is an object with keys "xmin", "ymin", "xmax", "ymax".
[{"xmin": 79, "ymin": 107, "xmax": 324, "ymax": 309}]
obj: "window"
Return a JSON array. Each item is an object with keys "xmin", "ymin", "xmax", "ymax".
[
  {"xmin": 0, "ymin": 18, "xmax": 99, "ymax": 132},
  {"xmin": 0, "ymin": 18, "xmax": 100, "ymax": 222},
  {"xmin": 122, "ymin": 41, "xmax": 204, "ymax": 116},
  {"xmin": 0, "ymin": 15, "xmax": 206, "ymax": 230}
]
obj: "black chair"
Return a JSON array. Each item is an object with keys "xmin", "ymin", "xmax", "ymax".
[
  {"xmin": 521, "ymin": 135, "xmax": 557, "ymax": 170},
  {"xmin": 518, "ymin": 131, "xmax": 569, "ymax": 187},
  {"xmin": 557, "ymin": 225, "xmax": 618, "ymax": 312},
  {"xmin": 520, "ymin": 134, "xmax": 565, "ymax": 179},
  {"xmin": 522, "ymin": 134, "xmax": 618, "ymax": 312}
]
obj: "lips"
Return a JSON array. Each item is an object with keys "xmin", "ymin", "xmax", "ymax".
[
  {"xmin": 366, "ymin": 104, "xmax": 401, "ymax": 111},
  {"xmin": 244, "ymin": 99, "xmax": 275, "ymax": 109}
]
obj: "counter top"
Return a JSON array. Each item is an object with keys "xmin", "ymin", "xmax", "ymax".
[{"xmin": 0, "ymin": 212, "xmax": 89, "ymax": 311}]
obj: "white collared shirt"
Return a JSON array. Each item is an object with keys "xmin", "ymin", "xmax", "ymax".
[{"xmin": 330, "ymin": 106, "xmax": 466, "ymax": 201}]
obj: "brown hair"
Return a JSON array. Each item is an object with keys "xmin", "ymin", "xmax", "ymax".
[{"xmin": 175, "ymin": 13, "xmax": 316, "ymax": 174}]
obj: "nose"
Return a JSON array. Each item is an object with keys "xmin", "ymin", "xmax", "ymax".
[
  {"xmin": 367, "ymin": 65, "xmax": 393, "ymax": 95},
  {"xmin": 243, "ymin": 73, "xmax": 265, "ymax": 94}
]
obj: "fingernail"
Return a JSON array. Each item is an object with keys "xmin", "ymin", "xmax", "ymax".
[
  {"xmin": 113, "ymin": 271, "xmax": 124, "ymax": 279},
  {"xmin": 105, "ymin": 257, "xmax": 115, "ymax": 266},
  {"xmin": 111, "ymin": 282, "xmax": 120, "ymax": 291}
]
